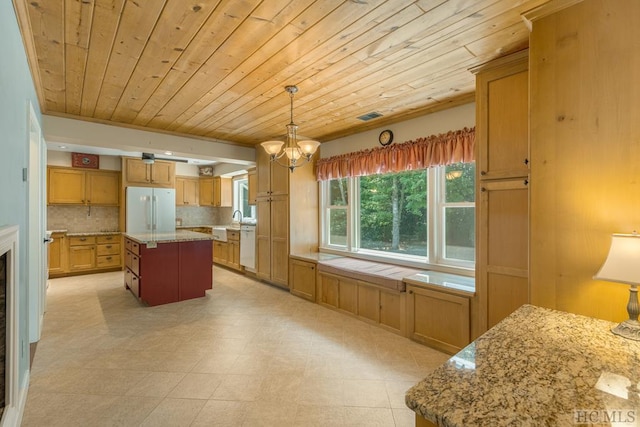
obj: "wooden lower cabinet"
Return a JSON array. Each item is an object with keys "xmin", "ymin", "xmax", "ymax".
[
  {"xmin": 212, "ymin": 231, "xmax": 242, "ymax": 271},
  {"xmin": 49, "ymin": 233, "xmax": 122, "ymax": 276},
  {"xmin": 406, "ymin": 284, "xmax": 471, "ymax": 354},
  {"xmin": 213, "ymin": 241, "xmax": 228, "ymax": 265},
  {"xmin": 289, "ymin": 258, "xmax": 316, "ymax": 302},
  {"xmin": 318, "ymin": 272, "xmax": 406, "ymax": 336}
]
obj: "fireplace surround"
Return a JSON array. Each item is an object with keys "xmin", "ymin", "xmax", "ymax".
[{"xmin": 0, "ymin": 226, "xmax": 19, "ymax": 426}]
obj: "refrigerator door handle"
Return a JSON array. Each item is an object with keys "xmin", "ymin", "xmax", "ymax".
[
  {"xmin": 146, "ymin": 196, "xmax": 153, "ymax": 231},
  {"xmin": 152, "ymin": 195, "xmax": 158, "ymax": 231}
]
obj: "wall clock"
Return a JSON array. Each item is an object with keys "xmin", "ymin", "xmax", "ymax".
[{"xmin": 378, "ymin": 129, "xmax": 394, "ymax": 146}]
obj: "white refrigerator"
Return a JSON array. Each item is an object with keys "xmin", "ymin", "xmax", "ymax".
[{"xmin": 126, "ymin": 187, "xmax": 176, "ymax": 233}]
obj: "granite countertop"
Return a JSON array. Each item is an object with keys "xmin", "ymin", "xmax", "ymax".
[
  {"xmin": 403, "ymin": 271, "xmax": 475, "ymax": 296},
  {"xmin": 406, "ymin": 304, "xmax": 640, "ymax": 426},
  {"xmin": 124, "ymin": 230, "xmax": 214, "ymax": 244},
  {"xmin": 66, "ymin": 231, "xmax": 121, "ymax": 237}
]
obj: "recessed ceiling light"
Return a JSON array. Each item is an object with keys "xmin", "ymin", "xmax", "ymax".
[
  {"xmin": 58, "ymin": 145, "xmax": 67, "ymax": 149},
  {"xmin": 164, "ymin": 151, "xmax": 173, "ymax": 156}
]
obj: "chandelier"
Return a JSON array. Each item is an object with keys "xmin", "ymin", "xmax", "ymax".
[{"xmin": 260, "ymin": 85, "xmax": 320, "ymax": 172}]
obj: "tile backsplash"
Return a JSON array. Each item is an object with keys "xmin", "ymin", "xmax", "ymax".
[
  {"xmin": 47, "ymin": 205, "xmax": 119, "ymax": 232},
  {"xmin": 177, "ymin": 206, "xmax": 233, "ymax": 226}
]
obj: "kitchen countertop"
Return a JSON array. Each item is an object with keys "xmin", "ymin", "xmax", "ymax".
[
  {"xmin": 403, "ymin": 271, "xmax": 475, "ymax": 296},
  {"xmin": 405, "ymin": 304, "xmax": 640, "ymax": 426},
  {"xmin": 66, "ymin": 231, "xmax": 121, "ymax": 237},
  {"xmin": 124, "ymin": 230, "xmax": 214, "ymax": 244}
]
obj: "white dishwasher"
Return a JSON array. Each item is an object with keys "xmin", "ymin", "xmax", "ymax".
[{"xmin": 240, "ymin": 225, "xmax": 256, "ymax": 272}]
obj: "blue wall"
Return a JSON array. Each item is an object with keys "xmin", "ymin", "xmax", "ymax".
[{"xmin": 0, "ymin": 1, "xmax": 42, "ymax": 393}]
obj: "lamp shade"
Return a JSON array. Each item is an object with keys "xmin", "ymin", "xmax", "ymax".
[
  {"xmin": 261, "ymin": 140, "xmax": 284, "ymax": 155},
  {"xmin": 297, "ymin": 140, "xmax": 320, "ymax": 156},
  {"xmin": 594, "ymin": 234, "xmax": 640, "ymax": 285}
]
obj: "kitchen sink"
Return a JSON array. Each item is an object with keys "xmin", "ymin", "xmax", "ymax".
[{"xmin": 211, "ymin": 227, "xmax": 227, "ymax": 242}]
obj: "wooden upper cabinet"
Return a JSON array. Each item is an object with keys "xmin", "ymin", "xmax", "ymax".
[
  {"xmin": 48, "ymin": 168, "xmax": 85, "ymax": 204},
  {"xmin": 475, "ymin": 50, "xmax": 529, "ymax": 180},
  {"xmin": 48, "ymin": 167, "xmax": 119, "ymax": 205},
  {"xmin": 123, "ymin": 157, "xmax": 175, "ymax": 188},
  {"xmin": 256, "ymin": 147, "xmax": 289, "ymax": 197},
  {"xmin": 175, "ymin": 177, "xmax": 199, "ymax": 206},
  {"xmin": 247, "ymin": 168, "xmax": 257, "ymax": 205},
  {"xmin": 199, "ymin": 176, "xmax": 231, "ymax": 207},
  {"xmin": 86, "ymin": 170, "xmax": 119, "ymax": 205}
]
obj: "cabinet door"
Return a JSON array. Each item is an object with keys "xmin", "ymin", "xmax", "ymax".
[
  {"xmin": 270, "ymin": 196, "xmax": 289, "ymax": 287},
  {"xmin": 227, "ymin": 240, "xmax": 240, "ymax": 270},
  {"xmin": 357, "ymin": 285, "xmax": 380, "ymax": 323},
  {"xmin": 86, "ymin": 171, "xmax": 119, "ymax": 205},
  {"xmin": 48, "ymin": 233, "xmax": 66, "ymax": 275},
  {"xmin": 199, "ymin": 178, "xmax": 213, "ymax": 206},
  {"xmin": 256, "ymin": 197, "xmax": 271, "ymax": 281},
  {"xmin": 270, "ymin": 162, "xmax": 289, "ymax": 196},
  {"xmin": 150, "ymin": 161, "xmax": 174, "ymax": 186},
  {"xmin": 247, "ymin": 168, "xmax": 257, "ymax": 205},
  {"xmin": 184, "ymin": 178, "xmax": 199, "ymax": 205},
  {"xmin": 69, "ymin": 245, "xmax": 96, "ymax": 271},
  {"xmin": 125, "ymin": 158, "xmax": 150, "ymax": 184},
  {"xmin": 213, "ymin": 177, "xmax": 232, "ymax": 207},
  {"xmin": 479, "ymin": 179, "xmax": 529, "ymax": 329},
  {"xmin": 256, "ymin": 149, "xmax": 271, "ymax": 198},
  {"xmin": 338, "ymin": 278, "xmax": 358, "ymax": 315},
  {"xmin": 48, "ymin": 168, "xmax": 85, "ymax": 204},
  {"xmin": 289, "ymin": 258, "xmax": 316, "ymax": 301},
  {"xmin": 213, "ymin": 241, "xmax": 229, "ymax": 265},
  {"xmin": 407, "ymin": 285, "xmax": 470, "ymax": 354},
  {"xmin": 476, "ymin": 53, "xmax": 529, "ymax": 180},
  {"xmin": 379, "ymin": 290, "xmax": 403, "ymax": 333},
  {"xmin": 319, "ymin": 274, "xmax": 339, "ymax": 308}
]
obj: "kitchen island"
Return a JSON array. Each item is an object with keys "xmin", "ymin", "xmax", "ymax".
[
  {"xmin": 124, "ymin": 230, "xmax": 213, "ymax": 306},
  {"xmin": 406, "ymin": 304, "xmax": 640, "ymax": 426}
]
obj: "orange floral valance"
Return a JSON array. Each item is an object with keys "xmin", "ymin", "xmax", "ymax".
[{"xmin": 316, "ymin": 127, "xmax": 475, "ymax": 181}]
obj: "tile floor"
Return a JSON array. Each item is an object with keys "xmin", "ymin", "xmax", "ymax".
[{"xmin": 22, "ymin": 267, "xmax": 449, "ymax": 426}]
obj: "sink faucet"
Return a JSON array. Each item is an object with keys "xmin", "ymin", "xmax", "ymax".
[{"xmin": 232, "ymin": 210, "xmax": 243, "ymax": 224}]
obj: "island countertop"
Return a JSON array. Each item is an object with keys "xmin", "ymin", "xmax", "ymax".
[
  {"xmin": 406, "ymin": 304, "xmax": 640, "ymax": 426},
  {"xmin": 124, "ymin": 230, "xmax": 214, "ymax": 244}
]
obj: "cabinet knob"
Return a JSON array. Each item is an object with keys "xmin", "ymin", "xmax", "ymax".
[
  {"xmin": 480, "ymin": 171, "xmax": 487, "ymax": 176},
  {"xmin": 80, "ymin": 238, "xmax": 87, "ymax": 241},
  {"xmin": 524, "ymin": 158, "xmax": 529, "ymax": 165},
  {"xmin": 87, "ymin": 200, "xmax": 91, "ymax": 203},
  {"xmin": 106, "ymin": 245, "xmax": 112, "ymax": 249},
  {"xmin": 408, "ymin": 290, "xmax": 414, "ymax": 294},
  {"xmin": 481, "ymin": 187, "xmax": 487, "ymax": 192},
  {"xmin": 106, "ymin": 257, "xmax": 112, "ymax": 260},
  {"xmin": 524, "ymin": 179, "xmax": 529, "ymax": 186}
]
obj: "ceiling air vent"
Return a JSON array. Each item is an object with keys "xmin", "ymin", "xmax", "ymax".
[{"xmin": 357, "ymin": 112, "xmax": 383, "ymax": 121}]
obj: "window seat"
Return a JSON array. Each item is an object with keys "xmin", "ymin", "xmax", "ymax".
[{"xmin": 317, "ymin": 257, "xmax": 422, "ymax": 292}]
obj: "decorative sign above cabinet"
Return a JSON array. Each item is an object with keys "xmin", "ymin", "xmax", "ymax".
[{"xmin": 71, "ymin": 152, "xmax": 99, "ymax": 169}]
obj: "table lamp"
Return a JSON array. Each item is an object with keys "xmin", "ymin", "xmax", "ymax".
[{"xmin": 594, "ymin": 233, "xmax": 640, "ymax": 340}]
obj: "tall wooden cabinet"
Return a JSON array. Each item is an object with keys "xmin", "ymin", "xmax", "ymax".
[
  {"xmin": 255, "ymin": 148, "xmax": 318, "ymax": 289},
  {"xmin": 199, "ymin": 176, "xmax": 232, "ymax": 207},
  {"xmin": 474, "ymin": 50, "xmax": 530, "ymax": 335}
]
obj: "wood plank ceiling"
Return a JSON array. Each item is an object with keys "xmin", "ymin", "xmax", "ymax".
[{"xmin": 16, "ymin": 0, "xmax": 552, "ymax": 146}]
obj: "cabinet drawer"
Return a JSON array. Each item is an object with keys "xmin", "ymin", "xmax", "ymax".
[
  {"xmin": 97, "ymin": 243, "xmax": 120, "ymax": 256},
  {"xmin": 130, "ymin": 253, "xmax": 140, "ymax": 276},
  {"xmin": 97, "ymin": 254, "xmax": 120, "ymax": 268},
  {"xmin": 227, "ymin": 230, "xmax": 240, "ymax": 241},
  {"xmin": 69, "ymin": 236, "xmax": 96, "ymax": 246},
  {"xmin": 97, "ymin": 235, "xmax": 119, "ymax": 244},
  {"xmin": 130, "ymin": 240, "xmax": 140, "ymax": 255}
]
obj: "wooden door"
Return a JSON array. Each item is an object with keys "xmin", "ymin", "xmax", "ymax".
[
  {"xmin": 69, "ymin": 245, "xmax": 95, "ymax": 271},
  {"xmin": 125, "ymin": 158, "xmax": 150, "ymax": 184},
  {"xmin": 86, "ymin": 170, "xmax": 119, "ymax": 205},
  {"xmin": 48, "ymin": 233, "xmax": 66, "ymax": 275},
  {"xmin": 184, "ymin": 178, "xmax": 199, "ymax": 205},
  {"xmin": 479, "ymin": 179, "xmax": 529, "ymax": 329},
  {"xmin": 256, "ymin": 149, "xmax": 271, "ymax": 198},
  {"xmin": 48, "ymin": 168, "xmax": 85, "ymax": 204},
  {"xmin": 338, "ymin": 278, "xmax": 358, "ymax": 315},
  {"xmin": 270, "ymin": 162, "xmax": 289, "ymax": 196},
  {"xmin": 227, "ymin": 240, "xmax": 240, "ymax": 270},
  {"xmin": 150, "ymin": 161, "xmax": 174, "ymax": 186},
  {"xmin": 379, "ymin": 290, "xmax": 403, "ymax": 333},
  {"xmin": 407, "ymin": 285, "xmax": 470, "ymax": 354},
  {"xmin": 270, "ymin": 195, "xmax": 289, "ymax": 287},
  {"xmin": 476, "ymin": 51, "xmax": 529, "ymax": 180},
  {"xmin": 319, "ymin": 274, "xmax": 339, "ymax": 308},
  {"xmin": 357, "ymin": 285, "xmax": 380, "ymax": 323},
  {"xmin": 289, "ymin": 258, "xmax": 316, "ymax": 301},
  {"xmin": 256, "ymin": 197, "xmax": 271, "ymax": 281},
  {"xmin": 199, "ymin": 178, "xmax": 213, "ymax": 206},
  {"xmin": 247, "ymin": 168, "xmax": 257, "ymax": 205}
]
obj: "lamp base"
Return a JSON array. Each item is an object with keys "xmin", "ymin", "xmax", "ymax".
[{"xmin": 611, "ymin": 319, "xmax": 640, "ymax": 341}]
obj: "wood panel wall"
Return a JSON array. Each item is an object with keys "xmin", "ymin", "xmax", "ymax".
[{"xmin": 529, "ymin": 0, "xmax": 640, "ymax": 321}]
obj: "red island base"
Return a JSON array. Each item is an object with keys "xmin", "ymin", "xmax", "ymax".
[{"xmin": 125, "ymin": 237, "xmax": 213, "ymax": 306}]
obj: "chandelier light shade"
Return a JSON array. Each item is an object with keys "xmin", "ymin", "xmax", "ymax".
[{"xmin": 260, "ymin": 85, "xmax": 320, "ymax": 172}]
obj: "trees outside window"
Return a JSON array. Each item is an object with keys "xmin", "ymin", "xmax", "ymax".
[{"xmin": 321, "ymin": 163, "xmax": 475, "ymax": 269}]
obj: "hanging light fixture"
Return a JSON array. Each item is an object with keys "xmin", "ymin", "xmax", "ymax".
[{"xmin": 260, "ymin": 85, "xmax": 320, "ymax": 172}]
